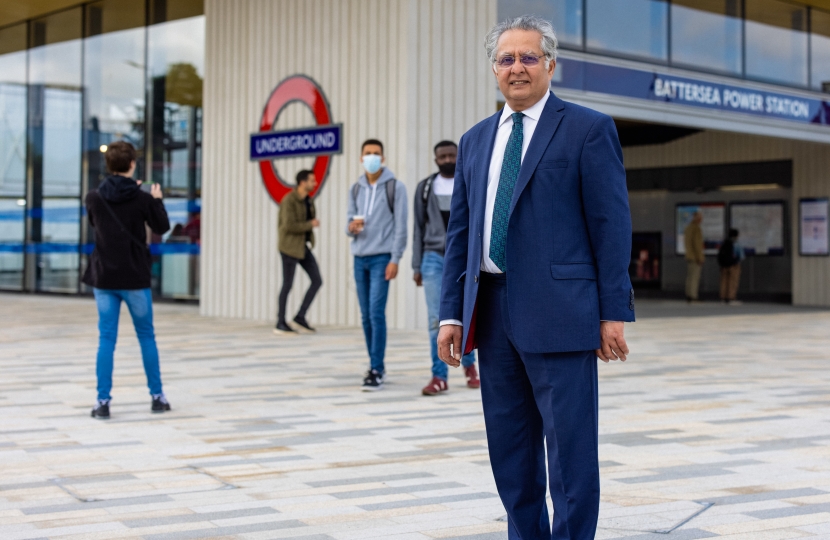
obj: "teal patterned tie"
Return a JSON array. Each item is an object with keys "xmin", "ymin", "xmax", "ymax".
[{"xmin": 489, "ymin": 112, "xmax": 524, "ymax": 272}]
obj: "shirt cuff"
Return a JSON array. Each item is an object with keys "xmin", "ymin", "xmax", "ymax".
[{"xmin": 439, "ymin": 319, "xmax": 462, "ymax": 326}]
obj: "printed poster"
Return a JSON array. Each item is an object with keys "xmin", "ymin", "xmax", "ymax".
[
  {"xmin": 800, "ymin": 198, "xmax": 829, "ymax": 256},
  {"xmin": 676, "ymin": 203, "xmax": 725, "ymax": 256}
]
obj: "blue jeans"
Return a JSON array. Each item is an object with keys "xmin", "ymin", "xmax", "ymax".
[
  {"xmin": 93, "ymin": 288, "xmax": 163, "ymax": 401},
  {"xmin": 421, "ymin": 251, "xmax": 475, "ymax": 379},
  {"xmin": 354, "ymin": 254, "xmax": 391, "ymax": 373}
]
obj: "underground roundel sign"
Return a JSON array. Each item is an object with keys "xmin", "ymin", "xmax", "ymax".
[{"xmin": 250, "ymin": 75, "xmax": 342, "ymax": 204}]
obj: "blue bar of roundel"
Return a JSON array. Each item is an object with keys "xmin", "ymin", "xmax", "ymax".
[
  {"xmin": 0, "ymin": 244, "xmax": 24, "ymax": 253},
  {"xmin": 250, "ymin": 124, "xmax": 342, "ymax": 160}
]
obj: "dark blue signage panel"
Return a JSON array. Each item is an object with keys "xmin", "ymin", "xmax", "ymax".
[
  {"xmin": 552, "ymin": 58, "xmax": 830, "ymax": 127},
  {"xmin": 250, "ymin": 123, "xmax": 343, "ymax": 161}
]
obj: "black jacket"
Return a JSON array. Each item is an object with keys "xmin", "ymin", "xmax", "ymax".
[{"xmin": 82, "ymin": 175, "xmax": 170, "ymax": 290}]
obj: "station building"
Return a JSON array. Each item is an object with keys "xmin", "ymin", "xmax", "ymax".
[{"xmin": 1, "ymin": 0, "xmax": 829, "ymax": 331}]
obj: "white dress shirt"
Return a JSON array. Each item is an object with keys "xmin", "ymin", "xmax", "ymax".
[
  {"xmin": 481, "ymin": 92, "xmax": 550, "ymax": 273},
  {"xmin": 440, "ymin": 92, "xmax": 550, "ymax": 327}
]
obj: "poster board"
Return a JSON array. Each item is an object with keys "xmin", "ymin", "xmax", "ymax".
[
  {"xmin": 676, "ymin": 203, "xmax": 725, "ymax": 256},
  {"xmin": 799, "ymin": 198, "xmax": 829, "ymax": 256},
  {"xmin": 729, "ymin": 201, "xmax": 785, "ymax": 256}
]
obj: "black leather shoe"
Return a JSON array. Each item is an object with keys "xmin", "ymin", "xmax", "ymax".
[
  {"xmin": 91, "ymin": 401, "xmax": 110, "ymax": 419},
  {"xmin": 151, "ymin": 395, "xmax": 171, "ymax": 413},
  {"xmin": 273, "ymin": 321, "xmax": 296, "ymax": 335},
  {"xmin": 293, "ymin": 316, "xmax": 316, "ymax": 333}
]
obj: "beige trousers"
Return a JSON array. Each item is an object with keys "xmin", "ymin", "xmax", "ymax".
[{"xmin": 685, "ymin": 261, "xmax": 702, "ymax": 300}]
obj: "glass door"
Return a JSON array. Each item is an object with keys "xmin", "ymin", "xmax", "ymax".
[
  {"xmin": 0, "ymin": 24, "xmax": 27, "ymax": 290},
  {"xmin": 26, "ymin": 8, "xmax": 84, "ymax": 293}
]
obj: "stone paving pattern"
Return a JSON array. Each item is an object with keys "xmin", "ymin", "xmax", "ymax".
[{"xmin": 1, "ymin": 295, "xmax": 829, "ymax": 539}]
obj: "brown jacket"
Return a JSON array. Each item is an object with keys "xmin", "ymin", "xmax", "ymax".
[
  {"xmin": 684, "ymin": 222, "xmax": 704, "ymax": 264},
  {"xmin": 278, "ymin": 189, "xmax": 316, "ymax": 259}
]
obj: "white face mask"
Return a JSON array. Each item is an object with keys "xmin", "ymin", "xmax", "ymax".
[{"xmin": 362, "ymin": 154, "xmax": 382, "ymax": 175}]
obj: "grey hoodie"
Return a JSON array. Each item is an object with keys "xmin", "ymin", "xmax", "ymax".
[{"xmin": 345, "ymin": 167, "xmax": 408, "ymax": 264}]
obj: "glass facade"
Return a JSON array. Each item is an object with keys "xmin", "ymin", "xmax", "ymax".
[
  {"xmin": 498, "ymin": 0, "xmax": 830, "ymax": 90},
  {"xmin": 671, "ymin": 0, "xmax": 742, "ymax": 75},
  {"xmin": 0, "ymin": 0, "xmax": 204, "ymax": 298},
  {"xmin": 811, "ymin": 8, "xmax": 830, "ymax": 91},
  {"xmin": 587, "ymin": 0, "xmax": 668, "ymax": 61},
  {"xmin": 0, "ymin": 24, "xmax": 27, "ymax": 290},
  {"xmin": 745, "ymin": 0, "xmax": 808, "ymax": 86}
]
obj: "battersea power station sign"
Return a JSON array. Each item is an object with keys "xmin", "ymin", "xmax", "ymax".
[
  {"xmin": 250, "ymin": 75, "xmax": 342, "ymax": 204},
  {"xmin": 551, "ymin": 57, "xmax": 829, "ymax": 127}
]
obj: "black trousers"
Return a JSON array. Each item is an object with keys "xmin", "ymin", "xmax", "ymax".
[{"xmin": 278, "ymin": 248, "xmax": 322, "ymax": 323}]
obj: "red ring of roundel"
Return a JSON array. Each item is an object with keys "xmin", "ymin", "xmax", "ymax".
[{"xmin": 258, "ymin": 75, "xmax": 333, "ymax": 204}]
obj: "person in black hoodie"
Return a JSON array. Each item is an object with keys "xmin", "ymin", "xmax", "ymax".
[{"xmin": 83, "ymin": 141, "xmax": 171, "ymax": 419}]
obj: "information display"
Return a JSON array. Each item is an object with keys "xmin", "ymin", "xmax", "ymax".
[
  {"xmin": 799, "ymin": 198, "xmax": 829, "ymax": 256},
  {"xmin": 676, "ymin": 203, "xmax": 725, "ymax": 256},
  {"xmin": 729, "ymin": 201, "xmax": 785, "ymax": 256}
]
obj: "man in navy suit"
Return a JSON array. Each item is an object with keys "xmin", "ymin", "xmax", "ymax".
[{"xmin": 437, "ymin": 15, "xmax": 635, "ymax": 540}]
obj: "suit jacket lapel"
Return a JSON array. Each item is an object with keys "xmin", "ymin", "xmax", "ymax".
[
  {"xmin": 508, "ymin": 92, "xmax": 565, "ymax": 217},
  {"xmin": 473, "ymin": 111, "xmax": 501, "ymax": 238}
]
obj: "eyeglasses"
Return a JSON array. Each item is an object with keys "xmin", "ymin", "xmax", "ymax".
[{"xmin": 494, "ymin": 54, "xmax": 545, "ymax": 70}]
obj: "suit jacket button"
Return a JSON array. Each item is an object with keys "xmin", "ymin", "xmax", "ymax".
[{"xmin": 474, "ymin": 275, "xmax": 478, "ymax": 283}]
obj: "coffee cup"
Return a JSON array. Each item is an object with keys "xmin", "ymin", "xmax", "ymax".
[{"xmin": 352, "ymin": 215, "xmax": 365, "ymax": 232}]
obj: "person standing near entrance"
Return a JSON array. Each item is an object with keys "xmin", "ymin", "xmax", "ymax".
[
  {"xmin": 83, "ymin": 141, "xmax": 171, "ymax": 419},
  {"xmin": 718, "ymin": 228, "xmax": 745, "ymax": 305},
  {"xmin": 684, "ymin": 211, "xmax": 705, "ymax": 302},
  {"xmin": 437, "ymin": 16, "xmax": 634, "ymax": 539},
  {"xmin": 275, "ymin": 169, "xmax": 323, "ymax": 334},
  {"xmin": 413, "ymin": 140, "xmax": 479, "ymax": 395},
  {"xmin": 346, "ymin": 139, "xmax": 408, "ymax": 391}
]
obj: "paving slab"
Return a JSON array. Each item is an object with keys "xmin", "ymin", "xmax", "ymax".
[{"xmin": 1, "ymin": 294, "xmax": 829, "ymax": 538}]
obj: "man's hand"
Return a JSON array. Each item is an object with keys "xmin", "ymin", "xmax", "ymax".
[
  {"xmin": 413, "ymin": 272, "xmax": 422, "ymax": 287},
  {"xmin": 310, "ymin": 219, "xmax": 320, "ymax": 227},
  {"xmin": 385, "ymin": 262, "xmax": 398, "ymax": 281},
  {"xmin": 437, "ymin": 325, "xmax": 462, "ymax": 368},
  {"xmin": 596, "ymin": 321, "xmax": 629, "ymax": 363},
  {"xmin": 348, "ymin": 221, "xmax": 363, "ymax": 234},
  {"xmin": 150, "ymin": 183, "xmax": 163, "ymax": 200}
]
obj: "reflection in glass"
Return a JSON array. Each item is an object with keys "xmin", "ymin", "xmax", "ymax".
[
  {"xmin": 38, "ymin": 198, "xmax": 81, "ymax": 292},
  {"xmin": 83, "ymin": 0, "xmax": 147, "ymax": 191},
  {"xmin": 812, "ymin": 9, "xmax": 830, "ymax": 91},
  {"xmin": 148, "ymin": 12, "xmax": 204, "ymax": 299},
  {"xmin": 28, "ymin": 8, "xmax": 83, "ymax": 292},
  {"xmin": 0, "ymin": 24, "xmax": 27, "ymax": 198},
  {"xmin": 586, "ymin": 0, "xmax": 668, "ymax": 60},
  {"xmin": 745, "ymin": 0, "xmax": 807, "ymax": 86},
  {"xmin": 497, "ymin": 0, "xmax": 582, "ymax": 47},
  {"xmin": 0, "ymin": 199, "xmax": 25, "ymax": 290},
  {"xmin": 671, "ymin": 0, "xmax": 741, "ymax": 74}
]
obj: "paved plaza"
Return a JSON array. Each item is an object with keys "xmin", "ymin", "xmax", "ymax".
[{"xmin": 1, "ymin": 294, "xmax": 830, "ymax": 539}]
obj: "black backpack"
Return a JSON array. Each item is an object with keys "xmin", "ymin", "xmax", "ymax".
[
  {"xmin": 351, "ymin": 180, "xmax": 396, "ymax": 214},
  {"xmin": 717, "ymin": 239, "xmax": 738, "ymax": 268}
]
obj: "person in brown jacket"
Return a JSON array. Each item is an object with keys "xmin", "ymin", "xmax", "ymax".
[
  {"xmin": 684, "ymin": 211, "xmax": 705, "ymax": 302},
  {"xmin": 275, "ymin": 169, "xmax": 322, "ymax": 334}
]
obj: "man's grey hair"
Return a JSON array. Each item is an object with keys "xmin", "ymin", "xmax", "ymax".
[{"xmin": 484, "ymin": 15, "xmax": 558, "ymax": 65}]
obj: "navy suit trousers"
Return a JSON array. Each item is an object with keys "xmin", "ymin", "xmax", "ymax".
[{"xmin": 477, "ymin": 273, "xmax": 600, "ymax": 540}]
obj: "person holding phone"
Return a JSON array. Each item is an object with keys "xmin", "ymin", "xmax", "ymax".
[{"xmin": 83, "ymin": 141, "xmax": 171, "ymax": 419}]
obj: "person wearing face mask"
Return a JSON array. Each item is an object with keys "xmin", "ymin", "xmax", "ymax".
[
  {"xmin": 346, "ymin": 139, "xmax": 408, "ymax": 391},
  {"xmin": 412, "ymin": 141, "xmax": 478, "ymax": 395}
]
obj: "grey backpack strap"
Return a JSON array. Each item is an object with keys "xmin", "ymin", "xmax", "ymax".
[
  {"xmin": 386, "ymin": 180, "xmax": 396, "ymax": 214},
  {"xmin": 351, "ymin": 183, "xmax": 360, "ymax": 209}
]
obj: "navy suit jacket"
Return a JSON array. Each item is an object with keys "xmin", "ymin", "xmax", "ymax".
[{"xmin": 439, "ymin": 92, "xmax": 635, "ymax": 355}]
